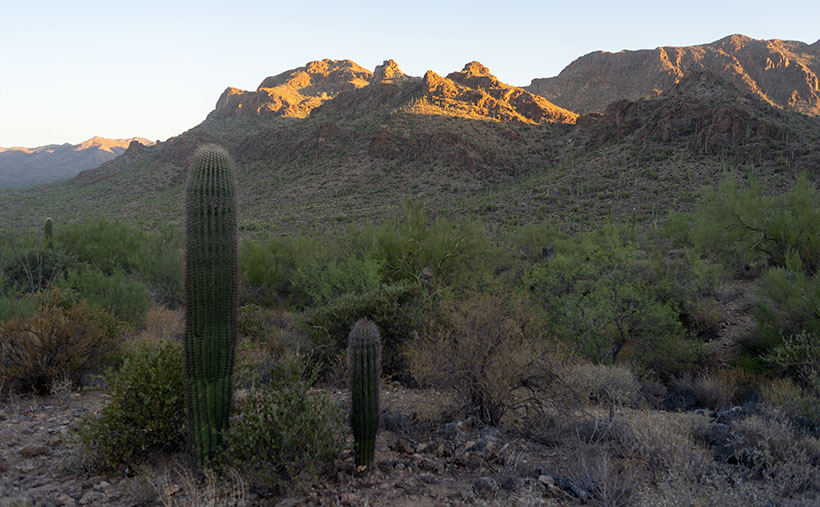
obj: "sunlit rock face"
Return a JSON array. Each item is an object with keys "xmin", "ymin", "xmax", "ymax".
[{"xmin": 527, "ymin": 34, "xmax": 820, "ymax": 116}]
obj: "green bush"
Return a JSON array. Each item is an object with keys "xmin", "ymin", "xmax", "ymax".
[
  {"xmin": 59, "ymin": 218, "xmax": 145, "ymax": 275},
  {"xmin": 224, "ymin": 354, "xmax": 344, "ymax": 493},
  {"xmin": 239, "ymin": 235, "xmax": 316, "ymax": 305},
  {"xmin": 75, "ymin": 341, "xmax": 186, "ymax": 469},
  {"xmin": 356, "ymin": 199, "xmax": 496, "ymax": 290},
  {"xmin": 58, "ymin": 266, "xmax": 150, "ymax": 329},
  {"xmin": 0, "ymin": 291, "xmax": 37, "ymax": 323},
  {"xmin": 303, "ymin": 281, "xmax": 425, "ymax": 374},
  {"xmin": 1, "ymin": 240, "xmax": 70, "ymax": 294},
  {"xmin": 686, "ymin": 174, "xmax": 820, "ymax": 274},
  {"xmin": 132, "ymin": 226, "xmax": 183, "ymax": 308},
  {"xmin": 523, "ymin": 225, "xmax": 704, "ymax": 377},
  {"xmin": 0, "ymin": 293, "xmax": 123, "ymax": 394},
  {"xmin": 291, "ymin": 253, "xmax": 381, "ymax": 309}
]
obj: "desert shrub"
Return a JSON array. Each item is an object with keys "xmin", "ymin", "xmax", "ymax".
[
  {"xmin": 567, "ymin": 363, "xmax": 645, "ymax": 408},
  {"xmin": 58, "ymin": 266, "xmax": 150, "ymax": 328},
  {"xmin": 523, "ymin": 225, "xmax": 705, "ymax": 377},
  {"xmin": 0, "ymin": 291, "xmax": 37, "ymax": 323},
  {"xmin": 761, "ymin": 377, "xmax": 820, "ymax": 428},
  {"xmin": 670, "ymin": 368, "xmax": 756, "ymax": 411},
  {"xmin": 356, "ymin": 199, "xmax": 496, "ymax": 290},
  {"xmin": 686, "ymin": 174, "xmax": 820, "ymax": 274},
  {"xmin": 133, "ymin": 305, "xmax": 184, "ymax": 346},
  {"xmin": 304, "ymin": 281, "xmax": 425, "ymax": 375},
  {"xmin": 132, "ymin": 226, "xmax": 183, "ymax": 308},
  {"xmin": 224, "ymin": 354, "xmax": 344, "ymax": 493},
  {"xmin": 729, "ymin": 409, "xmax": 820, "ymax": 497},
  {"xmin": 753, "ymin": 251, "xmax": 820, "ymax": 351},
  {"xmin": 58, "ymin": 218, "xmax": 145, "ymax": 274},
  {"xmin": 75, "ymin": 341, "xmax": 186, "ymax": 469},
  {"xmin": 764, "ymin": 332, "xmax": 820, "ymax": 398},
  {"xmin": 406, "ymin": 293, "xmax": 554, "ymax": 425},
  {"xmin": 291, "ymin": 253, "xmax": 381, "ymax": 309},
  {"xmin": 1, "ymin": 240, "xmax": 71, "ymax": 294},
  {"xmin": 0, "ymin": 294, "xmax": 123, "ymax": 394},
  {"xmin": 239, "ymin": 235, "xmax": 316, "ymax": 305}
]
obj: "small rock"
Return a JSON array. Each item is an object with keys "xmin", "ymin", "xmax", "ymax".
[
  {"xmin": 472, "ymin": 476, "xmax": 497, "ymax": 496},
  {"xmin": 340, "ymin": 493, "xmax": 358, "ymax": 505},
  {"xmin": 78, "ymin": 491, "xmax": 96, "ymax": 505},
  {"xmin": 445, "ymin": 422, "xmax": 465, "ymax": 440},
  {"xmin": 538, "ymin": 474, "xmax": 556, "ymax": 488},
  {"xmin": 275, "ymin": 498, "xmax": 300, "ymax": 507},
  {"xmin": 94, "ymin": 480, "xmax": 111, "ymax": 490},
  {"xmin": 56, "ymin": 494, "xmax": 76, "ymax": 506},
  {"xmin": 382, "ymin": 411, "xmax": 412, "ymax": 434},
  {"xmin": 419, "ymin": 473, "xmax": 440, "ymax": 484},
  {"xmin": 499, "ymin": 474, "xmax": 517, "ymax": 491},
  {"xmin": 20, "ymin": 445, "xmax": 49, "ymax": 458}
]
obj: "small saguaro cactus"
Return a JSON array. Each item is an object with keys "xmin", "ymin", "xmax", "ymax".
[
  {"xmin": 348, "ymin": 318, "xmax": 382, "ymax": 469},
  {"xmin": 184, "ymin": 145, "xmax": 238, "ymax": 469},
  {"xmin": 44, "ymin": 217, "xmax": 53, "ymax": 250}
]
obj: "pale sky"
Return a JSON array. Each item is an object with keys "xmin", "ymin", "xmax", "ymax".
[{"xmin": 1, "ymin": 0, "xmax": 818, "ymax": 147}]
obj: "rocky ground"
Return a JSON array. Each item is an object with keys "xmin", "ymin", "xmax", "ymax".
[{"xmin": 0, "ymin": 386, "xmax": 592, "ymax": 507}]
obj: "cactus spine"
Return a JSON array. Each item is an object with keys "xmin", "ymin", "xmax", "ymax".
[
  {"xmin": 348, "ymin": 319, "xmax": 381, "ymax": 469},
  {"xmin": 44, "ymin": 217, "xmax": 53, "ymax": 250},
  {"xmin": 184, "ymin": 145, "xmax": 238, "ymax": 469}
]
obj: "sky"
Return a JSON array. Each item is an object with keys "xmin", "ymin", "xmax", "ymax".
[{"xmin": 1, "ymin": 0, "xmax": 818, "ymax": 148}]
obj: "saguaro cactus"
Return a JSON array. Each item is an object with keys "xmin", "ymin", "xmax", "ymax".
[
  {"xmin": 348, "ymin": 318, "xmax": 381, "ymax": 469},
  {"xmin": 44, "ymin": 217, "xmax": 53, "ymax": 250},
  {"xmin": 184, "ymin": 145, "xmax": 238, "ymax": 469}
]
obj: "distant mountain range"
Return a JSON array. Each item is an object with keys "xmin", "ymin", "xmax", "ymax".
[
  {"xmin": 526, "ymin": 34, "xmax": 820, "ymax": 116},
  {"xmin": 0, "ymin": 137, "xmax": 153, "ymax": 189},
  {"xmin": 1, "ymin": 34, "xmax": 818, "ymax": 233}
]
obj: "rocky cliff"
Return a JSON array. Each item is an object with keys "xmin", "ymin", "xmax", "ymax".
[{"xmin": 527, "ymin": 34, "xmax": 820, "ymax": 116}]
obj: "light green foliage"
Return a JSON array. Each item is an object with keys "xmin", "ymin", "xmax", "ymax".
[
  {"xmin": 348, "ymin": 319, "xmax": 381, "ymax": 468},
  {"xmin": 765, "ymin": 332, "xmax": 820, "ymax": 398},
  {"xmin": 76, "ymin": 341, "xmax": 186, "ymax": 469},
  {"xmin": 356, "ymin": 199, "xmax": 495, "ymax": 290},
  {"xmin": 686, "ymin": 174, "xmax": 820, "ymax": 274},
  {"xmin": 523, "ymin": 225, "xmax": 704, "ymax": 376},
  {"xmin": 57, "ymin": 266, "xmax": 150, "ymax": 329},
  {"xmin": 291, "ymin": 254, "xmax": 381, "ymax": 309},
  {"xmin": 184, "ymin": 145, "xmax": 238, "ymax": 470},
  {"xmin": 239, "ymin": 235, "xmax": 316, "ymax": 305},
  {"xmin": 224, "ymin": 353, "xmax": 344, "ymax": 492},
  {"xmin": 59, "ymin": 218, "xmax": 145, "ymax": 275},
  {"xmin": 755, "ymin": 251, "xmax": 820, "ymax": 345},
  {"xmin": 0, "ymin": 290, "xmax": 37, "ymax": 323},
  {"xmin": 132, "ymin": 225, "xmax": 183, "ymax": 308}
]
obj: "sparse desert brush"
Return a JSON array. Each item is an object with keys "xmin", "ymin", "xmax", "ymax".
[
  {"xmin": 729, "ymin": 408, "xmax": 820, "ymax": 497},
  {"xmin": 567, "ymin": 363, "xmax": 645, "ymax": 408},
  {"xmin": 406, "ymin": 292, "xmax": 560, "ymax": 426},
  {"xmin": 672, "ymin": 368, "xmax": 756, "ymax": 410},
  {"xmin": 132, "ymin": 305, "xmax": 184, "ymax": 346},
  {"xmin": 0, "ymin": 294, "xmax": 123, "ymax": 394}
]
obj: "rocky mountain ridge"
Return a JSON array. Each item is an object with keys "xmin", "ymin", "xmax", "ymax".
[
  {"xmin": 0, "ymin": 137, "xmax": 152, "ymax": 189},
  {"xmin": 212, "ymin": 59, "xmax": 577, "ymax": 125},
  {"xmin": 526, "ymin": 34, "xmax": 820, "ymax": 116}
]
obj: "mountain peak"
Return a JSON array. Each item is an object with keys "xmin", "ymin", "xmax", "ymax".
[
  {"xmin": 212, "ymin": 59, "xmax": 372, "ymax": 119},
  {"xmin": 371, "ymin": 59, "xmax": 408, "ymax": 84}
]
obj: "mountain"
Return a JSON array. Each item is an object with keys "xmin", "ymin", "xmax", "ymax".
[
  {"xmin": 0, "ymin": 51, "xmax": 818, "ymax": 235},
  {"xmin": 526, "ymin": 34, "xmax": 820, "ymax": 116},
  {"xmin": 0, "ymin": 137, "xmax": 153, "ymax": 189}
]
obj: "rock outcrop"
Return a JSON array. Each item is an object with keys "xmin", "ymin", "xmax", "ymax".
[
  {"xmin": 212, "ymin": 59, "xmax": 373, "ymax": 118},
  {"xmin": 414, "ymin": 62, "xmax": 578, "ymax": 124},
  {"xmin": 527, "ymin": 34, "xmax": 820, "ymax": 116}
]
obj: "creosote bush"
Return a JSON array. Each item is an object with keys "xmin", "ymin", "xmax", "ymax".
[
  {"xmin": 0, "ymin": 289, "xmax": 123, "ymax": 394},
  {"xmin": 224, "ymin": 353, "xmax": 344, "ymax": 493},
  {"xmin": 76, "ymin": 340, "xmax": 186, "ymax": 470},
  {"xmin": 407, "ymin": 292, "xmax": 554, "ymax": 425}
]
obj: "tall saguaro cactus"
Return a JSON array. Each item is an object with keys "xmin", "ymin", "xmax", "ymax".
[
  {"xmin": 348, "ymin": 319, "xmax": 381, "ymax": 469},
  {"xmin": 184, "ymin": 145, "xmax": 238, "ymax": 469},
  {"xmin": 44, "ymin": 217, "xmax": 53, "ymax": 250}
]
